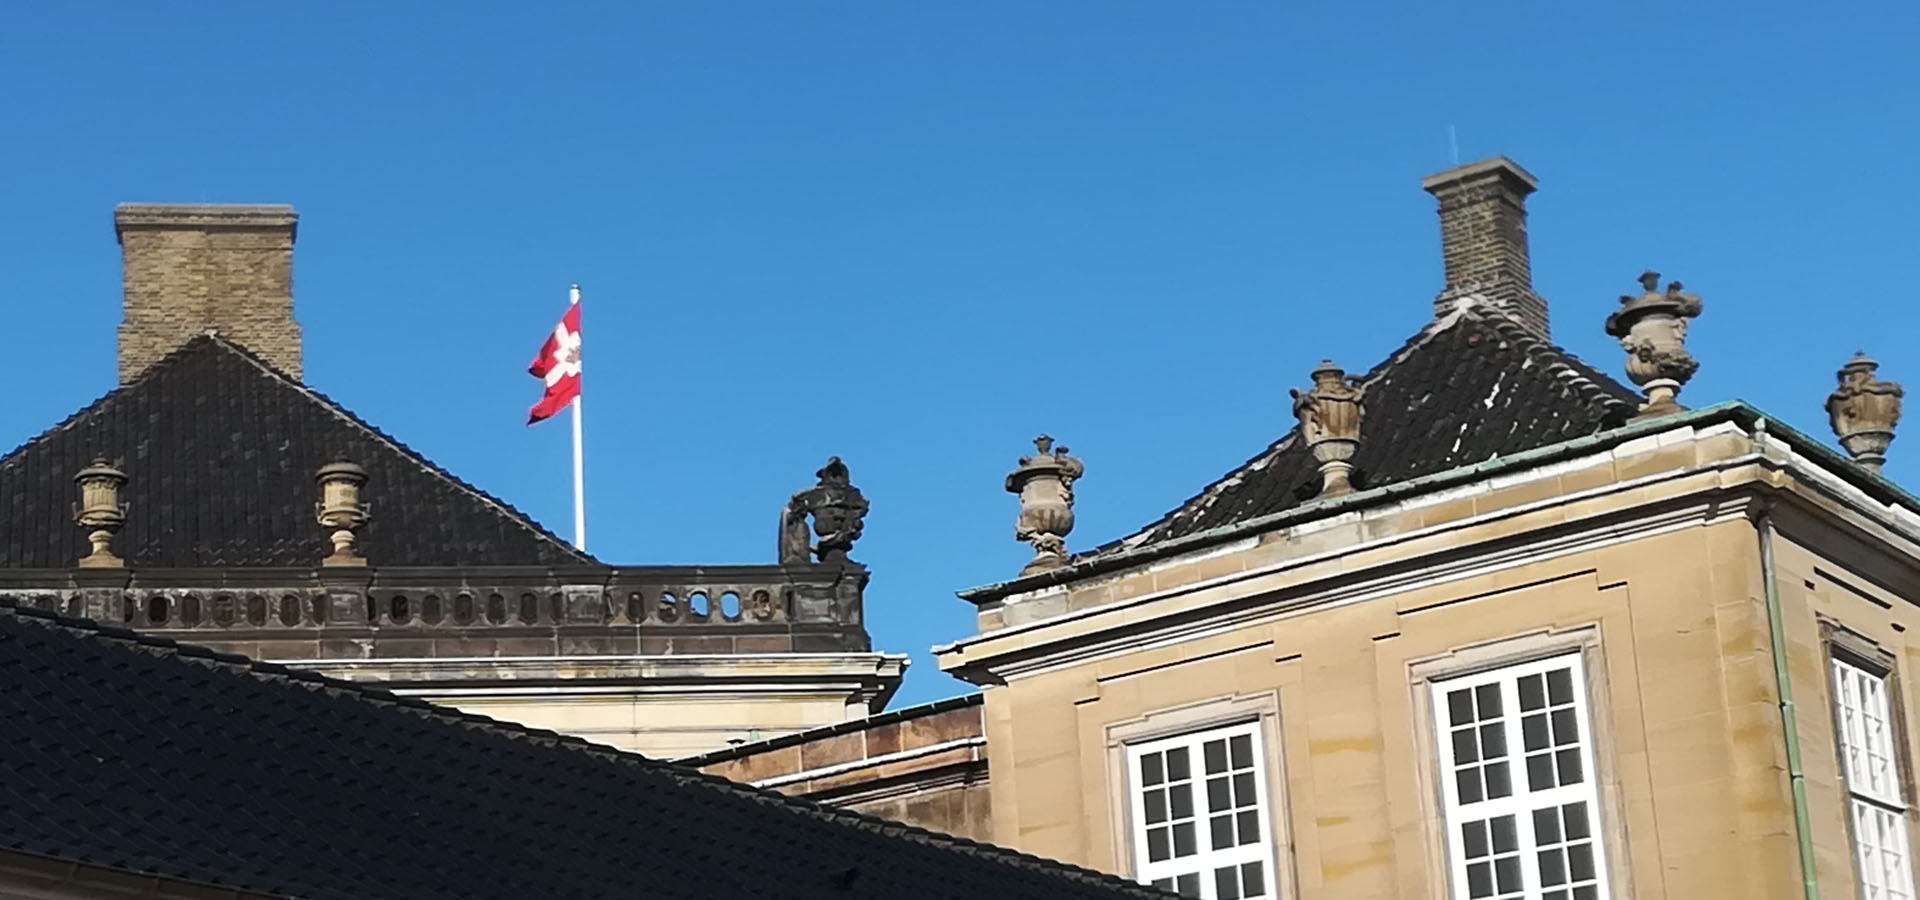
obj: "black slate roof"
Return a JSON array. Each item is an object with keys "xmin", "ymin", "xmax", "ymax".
[
  {"xmin": 0, "ymin": 597, "xmax": 1167, "ymax": 900},
  {"xmin": 1100, "ymin": 304, "xmax": 1640, "ymax": 554},
  {"xmin": 0, "ymin": 335, "xmax": 587, "ymax": 568}
]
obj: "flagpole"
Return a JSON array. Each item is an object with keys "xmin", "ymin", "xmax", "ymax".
[{"xmin": 569, "ymin": 283, "xmax": 586, "ymax": 552}]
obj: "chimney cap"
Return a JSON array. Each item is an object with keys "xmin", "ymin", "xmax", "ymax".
[
  {"xmin": 114, "ymin": 204, "xmax": 298, "ymax": 238},
  {"xmin": 1420, "ymin": 156, "xmax": 1539, "ymax": 196}
]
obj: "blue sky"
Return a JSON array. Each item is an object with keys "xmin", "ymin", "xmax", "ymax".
[{"xmin": 2, "ymin": 2, "xmax": 1915, "ymax": 705}]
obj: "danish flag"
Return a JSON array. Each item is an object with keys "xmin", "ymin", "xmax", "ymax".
[{"xmin": 526, "ymin": 302, "xmax": 581, "ymax": 425}]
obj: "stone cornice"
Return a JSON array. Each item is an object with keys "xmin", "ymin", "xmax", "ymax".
[{"xmin": 937, "ymin": 420, "xmax": 1920, "ymax": 684}]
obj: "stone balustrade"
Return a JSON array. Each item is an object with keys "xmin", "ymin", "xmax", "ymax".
[{"xmin": 0, "ymin": 563, "xmax": 870, "ymax": 658}]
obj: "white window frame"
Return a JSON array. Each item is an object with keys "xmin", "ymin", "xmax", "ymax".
[
  {"xmin": 1124, "ymin": 720, "xmax": 1280, "ymax": 899},
  {"xmin": 1430, "ymin": 652, "xmax": 1611, "ymax": 900},
  {"xmin": 1832, "ymin": 654, "xmax": 1917, "ymax": 900}
]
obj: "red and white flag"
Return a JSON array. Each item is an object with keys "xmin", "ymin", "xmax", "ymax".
[{"xmin": 526, "ymin": 302, "xmax": 581, "ymax": 424}]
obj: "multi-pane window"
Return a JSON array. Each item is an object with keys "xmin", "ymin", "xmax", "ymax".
[
  {"xmin": 1833, "ymin": 656, "xmax": 1916, "ymax": 900},
  {"xmin": 1431, "ymin": 654, "xmax": 1609, "ymax": 900},
  {"xmin": 1126, "ymin": 721, "xmax": 1277, "ymax": 899}
]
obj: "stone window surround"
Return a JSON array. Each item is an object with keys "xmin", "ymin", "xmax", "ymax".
[
  {"xmin": 1103, "ymin": 691, "xmax": 1293, "ymax": 898},
  {"xmin": 1821, "ymin": 619, "xmax": 1920, "ymax": 898},
  {"xmin": 1406, "ymin": 625, "xmax": 1631, "ymax": 900}
]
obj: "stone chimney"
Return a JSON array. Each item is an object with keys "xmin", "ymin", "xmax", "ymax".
[
  {"xmin": 115, "ymin": 204, "xmax": 301, "ymax": 383},
  {"xmin": 1421, "ymin": 157, "xmax": 1548, "ymax": 339}
]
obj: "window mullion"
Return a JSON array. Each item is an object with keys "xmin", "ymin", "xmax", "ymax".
[{"xmin": 1500, "ymin": 673, "xmax": 1546, "ymax": 900}]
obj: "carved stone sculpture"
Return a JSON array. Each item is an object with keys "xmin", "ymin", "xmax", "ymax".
[
  {"xmin": 1006, "ymin": 435, "xmax": 1084, "ymax": 575},
  {"xmin": 73, "ymin": 459, "xmax": 128, "ymax": 568},
  {"xmin": 315, "ymin": 459, "xmax": 370, "ymax": 566},
  {"xmin": 1291, "ymin": 360, "xmax": 1365, "ymax": 497},
  {"xmin": 778, "ymin": 457, "xmax": 869, "ymax": 565},
  {"xmin": 1826, "ymin": 352, "xmax": 1904, "ymax": 473},
  {"xmin": 1604, "ymin": 271, "xmax": 1703, "ymax": 418}
]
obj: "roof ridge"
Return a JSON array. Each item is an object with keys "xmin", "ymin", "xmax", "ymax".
[
  {"xmin": 1085, "ymin": 303, "xmax": 1641, "ymax": 557},
  {"xmin": 0, "ymin": 334, "xmax": 222, "ymax": 473},
  {"xmin": 153, "ymin": 336, "xmax": 591, "ymax": 564},
  {"xmin": 1090, "ymin": 310, "xmax": 1470, "ymax": 555},
  {"xmin": 1461, "ymin": 306, "xmax": 1639, "ymax": 418},
  {"xmin": 0, "ymin": 598, "xmax": 1163, "ymax": 897}
]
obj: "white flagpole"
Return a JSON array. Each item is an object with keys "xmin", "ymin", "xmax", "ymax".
[{"xmin": 569, "ymin": 283, "xmax": 586, "ymax": 552}]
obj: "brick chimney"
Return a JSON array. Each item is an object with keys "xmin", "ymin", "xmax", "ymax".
[
  {"xmin": 114, "ymin": 204, "xmax": 301, "ymax": 383},
  {"xmin": 1420, "ymin": 157, "xmax": 1547, "ymax": 339}
]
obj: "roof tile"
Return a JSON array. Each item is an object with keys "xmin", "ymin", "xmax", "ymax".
[
  {"xmin": 0, "ymin": 599, "xmax": 1167, "ymax": 900},
  {"xmin": 1103, "ymin": 306, "xmax": 1639, "ymax": 552}
]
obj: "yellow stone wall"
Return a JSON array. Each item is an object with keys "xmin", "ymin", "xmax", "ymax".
[{"xmin": 944, "ymin": 420, "xmax": 1920, "ymax": 899}]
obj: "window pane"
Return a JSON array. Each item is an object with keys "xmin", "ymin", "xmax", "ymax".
[
  {"xmin": 1518, "ymin": 674, "xmax": 1545, "ymax": 711},
  {"xmin": 1490, "ymin": 815, "xmax": 1517, "ymax": 853},
  {"xmin": 1233, "ymin": 772, "xmax": 1256, "ymax": 805},
  {"xmin": 1231, "ymin": 735, "xmax": 1253, "ymax": 769},
  {"xmin": 1481, "ymin": 723, "xmax": 1507, "ymax": 758},
  {"xmin": 1475, "ymin": 684, "xmax": 1501, "ymax": 717},
  {"xmin": 1172, "ymin": 822, "xmax": 1196, "ymax": 857},
  {"xmin": 1237, "ymin": 810, "xmax": 1261, "ymax": 845},
  {"xmin": 1207, "ymin": 776, "xmax": 1230, "ymax": 810},
  {"xmin": 1458, "ymin": 767, "xmax": 1484, "ymax": 804},
  {"xmin": 1484, "ymin": 761, "xmax": 1513, "ymax": 799},
  {"xmin": 1526, "ymin": 752, "xmax": 1554, "ymax": 790},
  {"xmin": 1563, "ymin": 801, "xmax": 1590, "ymax": 840},
  {"xmin": 1148, "ymin": 828, "xmax": 1169, "ymax": 862},
  {"xmin": 1170, "ymin": 784, "xmax": 1193, "ymax": 819},
  {"xmin": 1241, "ymin": 861, "xmax": 1266, "ymax": 899},
  {"xmin": 1532, "ymin": 806, "xmax": 1561, "ymax": 844},
  {"xmin": 1467, "ymin": 861, "xmax": 1492, "ymax": 898},
  {"xmin": 1557, "ymin": 748, "xmax": 1584, "ymax": 785},
  {"xmin": 1454, "ymin": 727, "xmax": 1481, "ymax": 763},
  {"xmin": 1547, "ymin": 667, "xmax": 1574, "ymax": 704},
  {"xmin": 1166, "ymin": 747, "xmax": 1190, "ymax": 780},
  {"xmin": 1204, "ymin": 739, "xmax": 1228, "ymax": 775},
  {"xmin": 1462, "ymin": 820, "xmax": 1488, "ymax": 859},
  {"xmin": 1214, "ymin": 865, "xmax": 1241, "ymax": 900},
  {"xmin": 1450, "ymin": 689, "xmax": 1474, "ymax": 725},
  {"xmin": 1210, "ymin": 815, "xmax": 1233, "ymax": 851}
]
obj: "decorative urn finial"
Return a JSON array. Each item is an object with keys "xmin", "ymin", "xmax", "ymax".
[
  {"xmin": 315, "ymin": 459, "xmax": 371, "ymax": 566},
  {"xmin": 1604, "ymin": 271, "xmax": 1704, "ymax": 418},
  {"xmin": 777, "ymin": 456, "xmax": 870, "ymax": 565},
  {"xmin": 73, "ymin": 459, "xmax": 128, "ymax": 568},
  {"xmin": 1005, "ymin": 435, "xmax": 1085, "ymax": 575},
  {"xmin": 1290, "ymin": 360, "xmax": 1365, "ymax": 497},
  {"xmin": 1826, "ymin": 352, "xmax": 1903, "ymax": 473}
]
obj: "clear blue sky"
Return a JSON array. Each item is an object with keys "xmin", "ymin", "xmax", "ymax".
[{"xmin": 2, "ymin": 2, "xmax": 1915, "ymax": 705}]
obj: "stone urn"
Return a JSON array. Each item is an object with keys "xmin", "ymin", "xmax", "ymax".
[
  {"xmin": 1604, "ymin": 271, "xmax": 1703, "ymax": 417},
  {"xmin": 73, "ymin": 458, "xmax": 128, "ymax": 568},
  {"xmin": 315, "ymin": 459, "xmax": 371, "ymax": 566},
  {"xmin": 1826, "ymin": 352, "xmax": 1904, "ymax": 473},
  {"xmin": 1290, "ymin": 360, "xmax": 1365, "ymax": 496},
  {"xmin": 1006, "ymin": 435, "xmax": 1085, "ymax": 575}
]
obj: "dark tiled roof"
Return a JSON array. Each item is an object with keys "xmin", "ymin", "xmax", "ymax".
[
  {"xmin": 1102, "ymin": 305, "xmax": 1640, "ymax": 553},
  {"xmin": 0, "ymin": 335, "xmax": 587, "ymax": 568},
  {"xmin": 0, "ymin": 598, "xmax": 1167, "ymax": 900}
]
